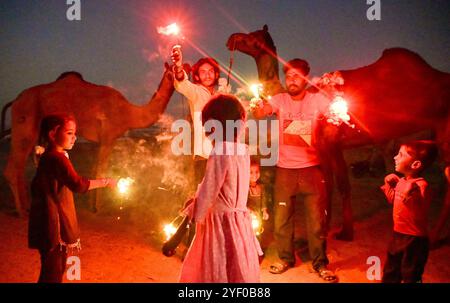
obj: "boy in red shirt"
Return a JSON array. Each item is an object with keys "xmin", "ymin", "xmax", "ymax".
[{"xmin": 380, "ymin": 140, "xmax": 438, "ymax": 283}]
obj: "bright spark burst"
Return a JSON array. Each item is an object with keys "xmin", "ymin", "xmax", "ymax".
[
  {"xmin": 163, "ymin": 223, "xmax": 177, "ymax": 241},
  {"xmin": 117, "ymin": 177, "xmax": 134, "ymax": 195},
  {"xmin": 251, "ymin": 213, "xmax": 263, "ymax": 236},
  {"xmin": 249, "ymin": 83, "xmax": 264, "ymax": 110},
  {"xmin": 157, "ymin": 23, "xmax": 180, "ymax": 36},
  {"xmin": 327, "ymin": 96, "xmax": 354, "ymax": 128},
  {"xmin": 250, "ymin": 83, "xmax": 263, "ymax": 99}
]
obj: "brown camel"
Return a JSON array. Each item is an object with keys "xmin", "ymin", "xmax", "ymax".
[
  {"xmin": 227, "ymin": 25, "xmax": 450, "ymax": 242},
  {"xmin": 2, "ymin": 64, "xmax": 175, "ymax": 217}
]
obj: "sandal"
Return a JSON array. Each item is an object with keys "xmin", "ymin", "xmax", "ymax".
[
  {"xmin": 316, "ymin": 267, "xmax": 338, "ymax": 283},
  {"xmin": 269, "ymin": 261, "xmax": 291, "ymax": 274}
]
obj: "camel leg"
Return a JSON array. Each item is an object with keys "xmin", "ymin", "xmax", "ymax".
[
  {"xmin": 320, "ymin": 159, "xmax": 334, "ymax": 232},
  {"xmin": 314, "ymin": 122, "xmax": 353, "ymax": 240},
  {"xmin": 318, "ymin": 145, "xmax": 353, "ymax": 241},
  {"xmin": 4, "ymin": 131, "xmax": 37, "ymax": 217},
  {"xmin": 429, "ymin": 122, "xmax": 450, "ymax": 247},
  {"xmin": 332, "ymin": 147, "xmax": 354, "ymax": 241},
  {"xmin": 89, "ymin": 142, "xmax": 113, "ymax": 213},
  {"xmin": 430, "ymin": 166, "xmax": 450, "ymax": 248}
]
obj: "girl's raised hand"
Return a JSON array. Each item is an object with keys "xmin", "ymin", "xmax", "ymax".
[{"xmin": 106, "ymin": 178, "xmax": 118, "ymax": 189}]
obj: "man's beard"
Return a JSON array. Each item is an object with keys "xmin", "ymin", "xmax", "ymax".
[
  {"xmin": 202, "ymin": 79, "xmax": 215, "ymax": 88},
  {"xmin": 287, "ymin": 84, "xmax": 304, "ymax": 96}
]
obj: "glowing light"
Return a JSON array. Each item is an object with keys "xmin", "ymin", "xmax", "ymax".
[
  {"xmin": 34, "ymin": 145, "xmax": 45, "ymax": 156},
  {"xmin": 330, "ymin": 96, "xmax": 349, "ymax": 118},
  {"xmin": 327, "ymin": 96, "xmax": 355, "ymax": 128},
  {"xmin": 251, "ymin": 213, "xmax": 263, "ymax": 236},
  {"xmin": 250, "ymin": 83, "xmax": 263, "ymax": 99},
  {"xmin": 163, "ymin": 223, "xmax": 177, "ymax": 241},
  {"xmin": 157, "ymin": 23, "xmax": 180, "ymax": 36},
  {"xmin": 117, "ymin": 177, "xmax": 134, "ymax": 195},
  {"xmin": 248, "ymin": 83, "xmax": 264, "ymax": 110}
]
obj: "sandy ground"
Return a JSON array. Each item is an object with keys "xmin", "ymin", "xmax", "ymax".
[{"xmin": 0, "ymin": 205, "xmax": 449, "ymax": 283}]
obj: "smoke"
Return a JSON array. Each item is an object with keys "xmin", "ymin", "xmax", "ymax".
[
  {"xmin": 142, "ymin": 44, "xmax": 170, "ymax": 65},
  {"xmin": 105, "ymin": 115, "xmax": 195, "ymax": 245}
]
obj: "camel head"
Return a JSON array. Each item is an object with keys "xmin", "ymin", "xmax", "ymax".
[
  {"xmin": 226, "ymin": 24, "xmax": 276, "ymax": 59},
  {"xmin": 57, "ymin": 71, "xmax": 84, "ymax": 81}
]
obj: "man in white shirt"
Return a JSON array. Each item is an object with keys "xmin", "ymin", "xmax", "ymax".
[{"xmin": 171, "ymin": 46, "xmax": 220, "ymax": 186}]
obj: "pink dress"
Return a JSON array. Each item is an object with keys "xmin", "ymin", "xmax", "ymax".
[{"xmin": 179, "ymin": 142, "xmax": 263, "ymax": 283}]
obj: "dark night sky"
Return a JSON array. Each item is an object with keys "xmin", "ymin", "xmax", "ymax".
[{"xmin": 1, "ymin": 0, "xmax": 449, "ymax": 125}]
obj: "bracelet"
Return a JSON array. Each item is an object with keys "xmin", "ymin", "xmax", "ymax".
[{"xmin": 174, "ymin": 69, "xmax": 185, "ymax": 81}]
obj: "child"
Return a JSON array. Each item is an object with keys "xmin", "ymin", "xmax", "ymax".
[
  {"xmin": 28, "ymin": 114, "xmax": 117, "ymax": 283},
  {"xmin": 380, "ymin": 140, "xmax": 438, "ymax": 283},
  {"xmin": 248, "ymin": 158, "xmax": 270, "ymax": 229},
  {"xmin": 179, "ymin": 94, "xmax": 263, "ymax": 282}
]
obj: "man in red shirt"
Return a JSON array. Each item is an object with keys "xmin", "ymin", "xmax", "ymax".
[{"xmin": 252, "ymin": 59, "xmax": 336, "ymax": 282}]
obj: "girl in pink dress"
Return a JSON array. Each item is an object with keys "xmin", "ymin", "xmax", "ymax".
[{"xmin": 179, "ymin": 94, "xmax": 263, "ymax": 282}]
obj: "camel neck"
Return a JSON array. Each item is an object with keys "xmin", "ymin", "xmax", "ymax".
[
  {"xmin": 255, "ymin": 52, "xmax": 284, "ymax": 96},
  {"xmin": 128, "ymin": 73, "xmax": 174, "ymax": 129}
]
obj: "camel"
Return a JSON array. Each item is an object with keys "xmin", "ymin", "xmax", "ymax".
[
  {"xmin": 2, "ymin": 63, "xmax": 175, "ymax": 217},
  {"xmin": 227, "ymin": 25, "xmax": 450, "ymax": 241}
]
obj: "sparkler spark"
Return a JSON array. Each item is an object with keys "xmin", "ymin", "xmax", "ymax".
[
  {"xmin": 117, "ymin": 177, "xmax": 134, "ymax": 195},
  {"xmin": 163, "ymin": 223, "xmax": 177, "ymax": 241},
  {"xmin": 330, "ymin": 96, "xmax": 349, "ymax": 118},
  {"xmin": 249, "ymin": 83, "xmax": 264, "ymax": 110},
  {"xmin": 250, "ymin": 83, "xmax": 263, "ymax": 99},
  {"xmin": 327, "ymin": 96, "xmax": 355, "ymax": 128},
  {"xmin": 251, "ymin": 212, "xmax": 263, "ymax": 236},
  {"xmin": 157, "ymin": 23, "xmax": 180, "ymax": 36}
]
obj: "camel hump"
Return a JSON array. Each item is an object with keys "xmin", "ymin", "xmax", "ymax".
[
  {"xmin": 381, "ymin": 48, "xmax": 434, "ymax": 69},
  {"xmin": 56, "ymin": 71, "xmax": 84, "ymax": 81}
]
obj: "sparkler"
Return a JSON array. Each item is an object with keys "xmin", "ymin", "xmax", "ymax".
[
  {"xmin": 163, "ymin": 214, "xmax": 186, "ymax": 241},
  {"xmin": 117, "ymin": 177, "xmax": 134, "ymax": 195},
  {"xmin": 250, "ymin": 83, "xmax": 263, "ymax": 99},
  {"xmin": 163, "ymin": 222, "xmax": 178, "ymax": 241},
  {"xmin": 327, "ymin": 95, "xmax": 355, "ymax": 128},
  {"xmin": 116, "ymin": 177, "xmax": 134, "ymax": 221},
  {"xmin": 157, "ymin": 22, "xmax": 186, "ymax": 115},
  {"xmin": 162, "ymin": 215, "xmax": 191, "ymax": 257},
  {"xmin": 313, "ymin": 71, "xmax": 355, "ymax": 128},
  {"xmin": 157, "ymin": 22, "xmax": 180, "ymax": 36},
  {"xmin": 157, "ymin": 22, "xmax": 183, "ymax": 48},
  {"xmin": 251, "ymin": 212, "xmax": 264, "ymax": 236},
  {"xmin": 249, "ymin": 83, "xmax": 264, "ymax": 110}
]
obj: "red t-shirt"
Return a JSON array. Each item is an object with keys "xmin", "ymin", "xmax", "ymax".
[
  {"xmin": 380, "ymin": 177, "xmax": 431, "ymax": 236},
  {"xmin": 269, "ymin": 92, "xmax": 330, "ymax": 169}
]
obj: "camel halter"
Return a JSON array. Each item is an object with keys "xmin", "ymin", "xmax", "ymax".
[{"xmin": 226, "ymin": 40, "xmax": 236, "ymax": 86}]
